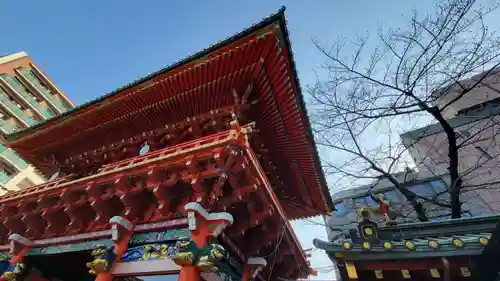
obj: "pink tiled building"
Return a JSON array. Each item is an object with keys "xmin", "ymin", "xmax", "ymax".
[{"xmin": 401, "ymin": 68, "xmax": 500, "ymax": 212}]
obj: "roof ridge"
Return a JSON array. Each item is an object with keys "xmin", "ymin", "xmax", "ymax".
[{"xmin": 5, "ymin": 7, "xmax": 287, "ymax": 140}]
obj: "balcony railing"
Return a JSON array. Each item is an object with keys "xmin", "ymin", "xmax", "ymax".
[
  {"xmin": 0, "ymin": 144, "xmax": 29, "ymax": 170},
  {"xmin": 0, "ymin": 87, "xmax": 36, "ymax": 127},
  {"xmin": 0, "ymin": 118, "xmax": 19, "ymax": 134},
  {"xmin": 0, "ymin": 171, "xmax": 10, "ymax": 184},
  {"xmin": 0, "ymin": 74, "xmax": 52, "ymax": 119},
  {"xmin": 17, "ymin": 68, "xmax": 67, "ymax": 113}
]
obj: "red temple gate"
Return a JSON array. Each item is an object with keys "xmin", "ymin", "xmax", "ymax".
[{"xmin": 0, "ymin": 7, "xmax": 332, "ymax": 281}]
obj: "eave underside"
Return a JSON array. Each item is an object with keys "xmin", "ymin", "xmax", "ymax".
[
  {"xmin": 0, "ymin": 132, "xmax": 311, "ymax": 279},
  {"xmin": 3, "ymin": 19, "xmax": 332, "ymax": 218}
]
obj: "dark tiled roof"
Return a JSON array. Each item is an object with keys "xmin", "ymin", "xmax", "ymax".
[
  {"xmin": 314, "ymin": 233, "xmax": 489, "ymax": 260},
  {"xmin": 314, "ymin": 214, "xmax": 500, "ymax": 260}
]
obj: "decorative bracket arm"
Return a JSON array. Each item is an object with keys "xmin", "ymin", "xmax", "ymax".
[
  {"xmin": 86, "ymin": 216, "xmax": 134, "ymax": 281},
  {"xmin": 242, "ymin": 257, "xmax": 267, "ymax": 281},
  {"xmin": 108, "ymin": 216, "xmax": 134, "ymax": 261},
  {"xmin": 109, "ymin": 216, "xmax": 134, "ymax": 243},
  {"xmin": 185, "ymin": 203, "xmax": 233, "ymax": 246},
  {"xmin": 7, "ymin": 234, "xmax": 32, "ymax": 265},
  {"xmin": 175, "ymin": 203, "xmax": 234, "ymax": 281}
]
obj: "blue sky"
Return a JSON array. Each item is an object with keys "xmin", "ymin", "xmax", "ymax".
[
  {"xmin": 0, "ymin": 0, "xmax": 446, "ymax": 280},
  {"xmin": 0, "ymin": 0, "xmax": 433, "ymax": 105}
]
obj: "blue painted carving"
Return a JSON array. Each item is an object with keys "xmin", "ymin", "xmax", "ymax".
[
  {"xmin": 0, "ymin": 253, "xmax": 11, "ymax": 276},
  {"xmin": 121, "ymin": 243, "xmax": 178, "ymax": 262},
  {"xmin": 120, "ymin": 247, "xmax": 144, "ymax": 262},
  {"xmin": 1, "ymin": 263, "xmax": 25, "ymax": 280},
  {"xmin": 215, "ymin": 260, "xmax": 241, "ymax": 281},
  {"xmin": 0, "ymin": 261, "xmax": 9, "ymax": 276}
]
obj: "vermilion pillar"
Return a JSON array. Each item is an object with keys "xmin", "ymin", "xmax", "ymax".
[
  {"xmin": 7, "ymin": 234, "xmax": 32, "ymax": 265},
  {"xmin": 25, "ymin": 268, "xmax": 51, "ymax": 281},
  {"xmin": 91, "ymin": 216, "xmax": 134, "ymax": 281},
  {"xmin": 177, "ymin": 202, "xmax": 233, "ymax": 281},
  {"xmin": 0, "ymin": 234, "xmax": 32, "ymax": 281}
]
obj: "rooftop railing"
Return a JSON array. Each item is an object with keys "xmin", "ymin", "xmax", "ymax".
[
  {"xmin": 17, "ymin": 68, "xmax": 68, "ymax": 113},
  {"xmin": 0, "ymin": 87, "xmax": 36, "ymax": 127},
  {"xmin": 0, "ymin": 74, "xmax": 52, "ymax": 119},
  {"xmin": 0, "ymin": 144, "xmax": 29, "ymax": 170}
]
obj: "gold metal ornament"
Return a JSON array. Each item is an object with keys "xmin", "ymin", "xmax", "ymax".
[
  {"xmin": 86, "ymin": 249, "xmax": 111, "ymax": 275},
  {"xmin": 1, "ymin": 263, "xmax": 25, "ymax": 281}
]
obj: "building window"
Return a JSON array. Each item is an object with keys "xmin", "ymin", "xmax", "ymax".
[
  {"xmin": 365, "ymin": 195, "xmax": 378, "ymax": 206},
  {"xmin": 334, "ymin": 202, "xmax": 348, "ymax": 217},
  {"xmin": 458, "ymin": 130, "xmax": 471, "ymax": 138},
  {"xmin": 409, "ymin": 183, "xmax": 437, "ymax": 198},
  {"xmin": 354, "ymin": 196, "xmax": 366, "ymax": 206},
  {"xmin": 29, "ymin": 70, "xmax": 53, "ymax": 94},
  {"xmin": 430, "ymin": 211, "xmax": 472, "ymax": 221},
  {"xmin": 383, "ymin": 190, "xmax": 401, "ymax": 204},
  {"xmin": 343, "ymin": 198, "xmax": 355, "ymax": 208},
  {"xmin": 0, "ymin": 159, "xmax": 16, "ymax": 176},
  {"xmin": 8, "ymin": 96, "xmax": 25, "ymax": 110},
  {"xmin": 25, "ymin": 68, "xmax": 63, "ymax": 102},
  {"xmin": 0, "ymin": 108, "xmax": 9, "ymax": 121},
  {"xmin": 16, "ymin": 67, "xmax": 69, "ymax": 113},
  {"xmin": 429, "ymin": 180, "xmax": 448, "ymax": 194},
  {"xmin": 41, "ymin": 105, "xmax": 56, "ymax": 117},
  {"xmin": 0, "ymin": 149, "xmax": 28, "ymax": 170},
  {"xmin": 457, "ymin": 96, "xmax": 500, "ymax": 116},
  {"xmin": 14, "ymin": 77, "xmax": 41, "ymax": 102}
]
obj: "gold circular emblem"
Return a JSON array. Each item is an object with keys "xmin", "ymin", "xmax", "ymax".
[
  {"xmin": 343, "ymin": 241, "xmax": 352, "ymax": 250},
  {"xmin": 479, "ymin": 237, "xmax": 489, "ymax": 245},
  {"xmin": 453, "ymin": 239, "xmax": 464, "ymax": 248},
  {"xmin": 405, "ymin": 240, "xmax": 415, "ymax": 250},
  {"xmin": 364, "ymin": 227, "xmax": 374, "ymax": 236},
  {"xmin": 428, "ymin": 240, "xmax": 439, "ymax": 249}
]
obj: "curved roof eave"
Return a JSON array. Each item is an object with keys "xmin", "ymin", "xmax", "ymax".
[
  {"xmin": 4, "ymin": 6, "xmax": 333, "ymax": 212},
  {"xmin": 4, "ymin": 7, "xmax": 286, "ymax": 141}
]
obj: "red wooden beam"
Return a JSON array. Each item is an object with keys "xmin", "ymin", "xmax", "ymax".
[{"xmin": 0, "ymin": 127, "xmax": 250, "ymax": 204}]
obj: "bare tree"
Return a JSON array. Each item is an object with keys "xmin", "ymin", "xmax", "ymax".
[{"xmin": 309, "ymin": 0, "xmax": 500, "ymax": 220}]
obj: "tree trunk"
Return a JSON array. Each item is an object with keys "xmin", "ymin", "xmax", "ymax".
[
  {"xmin": 399, "ymin": 188, "xmax": 428, "ymax": 222},
  {"xmin": 371, "ymin": 165, "xmax": 429, "ymax": 221},
  {"xmin": 428, "ymin": 106, "xmax": 462, "ymax": 218},
  {"xmin": 450, "ymin": 178, "xmax": 463, "ymax": 218}
]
